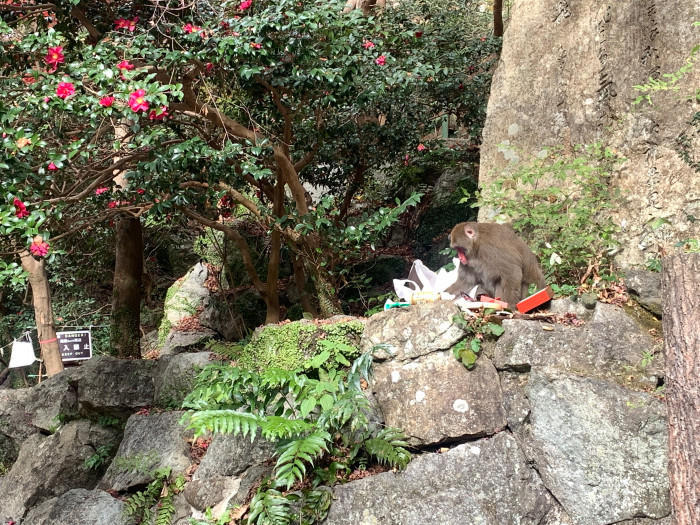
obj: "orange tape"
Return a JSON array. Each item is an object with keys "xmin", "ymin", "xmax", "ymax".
[{"xmin": 39, "ymin": 337, "xmax": 58, "ymax": 345}]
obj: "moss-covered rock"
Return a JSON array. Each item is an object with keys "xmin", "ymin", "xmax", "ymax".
[{"xmin": 211, "ymin": 318, "xmax": 365, "ymax": 372}]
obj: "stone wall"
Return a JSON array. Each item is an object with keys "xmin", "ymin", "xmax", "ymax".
[{"xmin": 478, "ymin": 0, "xmax": 699, "ymax": 266}]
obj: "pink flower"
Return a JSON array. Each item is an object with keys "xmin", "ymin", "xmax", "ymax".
[
  {"xmin": 250, "ymin": 42, "xmax": 262, "ymax": 49},
  {"xmin": 205, "ymin": 62, "xmax": 214, "ymax": 73},
  {"xmin": 363, "ymin": 40, "xmax": 375, "ymax": 49},
  {"xmin": 148, "ymin": 105, "xmax": 168, "ymax": 121},
  {"xmin": 117, "ymin": 60, "xmax": 134, "ymax": 71},
  {"xmin": 56, "ymin": 81, "xmax": 75, "ymax": 99},
  {"xmin": 43, "ymin": 96, "xmax": 50, "ymax": 103},
  {"xmin": 30, "ymin": 239, "xmax": 50, "ymax": 257},
  {"xmin": 108, "ymin": 200, "xmax": 118, "ymax": 208},
  {"xmin": 47, "ymin": 162, "xmax": 58, "ymax": 171},
  {"xmin": 95, "ymin": 187, "xmax": 110, "ymax": 195},
  {"xmin": 183, "ymin": 23, "xmax": 201, "ymax": 34},
  {"xmin": 44, "ymin": 46, "xmax": 64, "ymax": 68},
  {"xmin": 128, "ymin": 89, "xmax": 149, "ymax": 112},
  {"xmin": 375, "ymin": 55, "xmax": 386, "ymax": 66},
  {"xmin": 99, "ymin": 96, "xmax": 115, "ymax": 107},
  {"xmin": 417, "ymin": 143, "xmax": 426, "ymax": 151},
  {"xmin": 239, "ymin": 0, "xmax": 252, "ymax": 10},
  {"xmin": 13, "ymin": 198, "xmax": 29, "ymax": 219},
  {"xmin": 115, "ymin": 17, "xmax": 138, "ymax": 31},
  {"xmin": 137, "ymin": 188, "xmax": 145, "ymax": 195}
]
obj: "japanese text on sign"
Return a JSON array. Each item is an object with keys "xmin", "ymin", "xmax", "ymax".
[{"xmin": 56, "ymin": 330, "xmax": 92, "ymax": 362}]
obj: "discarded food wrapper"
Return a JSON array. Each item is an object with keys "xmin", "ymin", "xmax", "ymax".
[{"xmin": 393, "ymin": 258, "xmax": 460, "ymax": 302}]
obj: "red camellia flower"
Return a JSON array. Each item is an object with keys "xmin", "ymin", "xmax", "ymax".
[
  {"xmin": 148, "ymin": 105, "xmax": 168, "ymax": 121},
  {"xmin": 95, "ymin": 187, "xmax": 109, "ymax": 195},
  {"xmin": 363, "ymin": 40, "xmax": 375, "ymax": 49},
  {"xmin": 13, "ymin": 198, "xmax": 29, "ymax": 219},
  {"xmin": 250, "ymin": 42, "xmax": 262, "ymax": 49},
  {"xmin": 375, "ymin": 55, "xmax": 386, "ymax": 66},
  {"xmin": 47, "ymin": 162, "xmax": 58, "ymax": 170},
  {"xmin": 417, "ymin": 143, "xmax": 427, "ymax": 151},
  {"xmin": 239, "ymin": 0, "xmax": 252, "ymax": 10},
  {"xmin": 415, "ymin": 31, "xmax": 423, "ymax": 38},
  {"xmin": 128, "ymin": 89, "xmax": 149, "ymax": 112},
  {"xmin": 117, "ymin": 60, "xmax": 134, "ymax": 71},
  {"xmin": 44, "ymin": 46, "xmax": 64, "ymax": 68},
  {"xmin": 137, "ymin": 188, "xmax": 145, "ymax": 195},
  {"xmin": 205, "ymin": 62, "xmax": 214, "ymax": 73},
  {"xmin": 115, "ymin": 17, "xmax": 139, "ymax": 31},
  {"xmin": 183, "ymin": 23, "xmax": 201, "ymax": 34},
  {"xmin": 56, "ymin": 81, "xmax": 75, "ymax": 99},
  {"xmin": 108, "ymin": 200, "xmax": 118, "ymax": 208},
  {"xmin": 99, "ymin": 96, "xmax": 115, "ymax": 107},
  {"xmin": 30, "ymin": 239, "xmax": 50, "ymax": 257}
]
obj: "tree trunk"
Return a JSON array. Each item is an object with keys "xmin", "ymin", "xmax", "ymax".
[
  {"xmin": 661, "ymin": 253, "xmax": 700, "ymax": 525},
  {"xmin": 309, "ymin": 265, "xmax": 342, "ymax": 318},
  {"xmin": 493, "ymin": 0, "xmax": 504, "ymax": 37},
  {"xmin": 292, "ymin": 255, "xmax": 317, "ymax": 317},
  {"xmin": 19, "ymin": 250, "xmax": 63, "ymax": 376},
  {"xmin": 111, "ymin": 216, "xmax": 143, "ymax": 358}
]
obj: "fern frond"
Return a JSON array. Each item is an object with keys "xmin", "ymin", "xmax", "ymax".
[
  {"xmin": 317, "ymin": 389, "xmax": 370, "ymax": 432},
  {"xmin": 186, "ymin": 410, "xmax": 260, "ymax": 439},
  {"xmin": 155, "ymin": 494, "xmax": 175, "ymax": 525},
  {"xmin": 364, "ymin": 427, "xmax": 411, "ymax": 470},
  {"xmin": 346, "ymin": 352, "xmax": 374, "ymax": 391},
  {"xmin": 247, "ymin": 488, "xmax": 291, "ymax": 525},
  {"xmin": 274, "ymin": 431, "xmax": 331, "ymax": 489},
  {"xmin": 300, "ymin": 487, "xmax": 333, "ymax": 523},
  {"xmin": 260, "ymin": 416, "xmax": 313, "ymax": 440}
]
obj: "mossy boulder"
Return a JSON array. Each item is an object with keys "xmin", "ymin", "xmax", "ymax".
[{"xmin": 212, "ymin": 318, "xmax": 366, "ymax": 372}]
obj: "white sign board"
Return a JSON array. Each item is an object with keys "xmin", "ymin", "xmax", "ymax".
[{"xmin": 57, "ymin": 330, "xmax": 92, "ymax": 361}]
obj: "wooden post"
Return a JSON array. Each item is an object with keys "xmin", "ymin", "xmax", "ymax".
[
  {"xmin": 19, "ymin": 250, "xmax": 64, "ymax": 376},
  {"xmin": 661, "ymin": 253, "xmax": 700, "ymax": 525}
]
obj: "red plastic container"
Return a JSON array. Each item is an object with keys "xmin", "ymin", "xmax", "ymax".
[{"xmin": 516, "ymin": 286, "xmax": 554, "ymax": 313}]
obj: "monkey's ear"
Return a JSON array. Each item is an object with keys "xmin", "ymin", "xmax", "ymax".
[{"xmin": 464, "ymin": 225, "xmax": 476, "ymax": 238}]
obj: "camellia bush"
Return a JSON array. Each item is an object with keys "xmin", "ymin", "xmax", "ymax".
[{"xmin": 1, "ymin": 0, "xmax": 498, "ymax": 335}]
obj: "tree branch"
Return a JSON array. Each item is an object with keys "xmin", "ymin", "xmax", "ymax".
[
  {"xmin": 70, "ymin": 6, "xmax": 101, "ymax": 43},
  {"xmin": 176, "ymin": 206, "xmax": 267, "ymax": 294},
  {"xmin": 274, "ymin": 145, "xmax": 308, "ymax": 215}
]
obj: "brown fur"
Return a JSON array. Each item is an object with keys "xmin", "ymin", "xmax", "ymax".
[{"xmin": 446, "ymin": 222, "xmax": 546, "ymax": 307}]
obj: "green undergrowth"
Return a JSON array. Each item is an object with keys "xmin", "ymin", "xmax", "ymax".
[
  {"xmin": 207, "ymin": 320, "xmax": 364, "ymax": 373},
  {"xmin": 181, "ymin": 347, "xmax": 410, "ymax": 525}
]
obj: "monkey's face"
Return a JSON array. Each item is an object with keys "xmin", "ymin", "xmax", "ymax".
[{"xmin": 450, "ymin": 223, "xmax": 477, "ymax": 265}]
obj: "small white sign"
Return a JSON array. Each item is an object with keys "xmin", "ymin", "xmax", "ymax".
[{"xmin": 57, "ymin": 330, "xmax": 92, "ymax": 361}]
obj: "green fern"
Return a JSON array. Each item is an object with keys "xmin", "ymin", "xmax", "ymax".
[
  {"xmin": 275, "ymin": 431, "xmax": 331, "ymax": 489},
  {"xmin": 184, "ymin": 410, "xmax": 260, "ymax": 439},
  {"xmin": 260, "ymin": 416, "xmax": 313, "ymax": 440},
  {"xmin": 364, "ymin": 427, "xmax": 412, "ymax": 469},
  {"xmin": 247, "ymin": 488, "xmax": 291, "ymax": 525},
  {"xmin": 184, "ymin": 351, "xmax": 412, "ymax": 524},
  {"xmin": 299, "ymin": 487, "xmax": 333, "ymax": 523},
  {"xmin": 155, "ymin": 493, "xmax": 175, "ymax": 525},
  {"xmin": 316, "ymin": 389, "xmax": 370, "ymax": 432}
]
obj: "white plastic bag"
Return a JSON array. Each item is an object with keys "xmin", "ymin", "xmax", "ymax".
[
  {"xmin": 9, "ymin": 340, "xmax": 38, "ymax": 368},
  {"xmin": 392, "ymin": 258, "xmax": 460, "ymax": 301}
]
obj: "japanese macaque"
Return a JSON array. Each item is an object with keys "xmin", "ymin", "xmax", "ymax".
[{"xmin": 446, "ymin": 222, "xmax": 546, "ymax": 308}]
